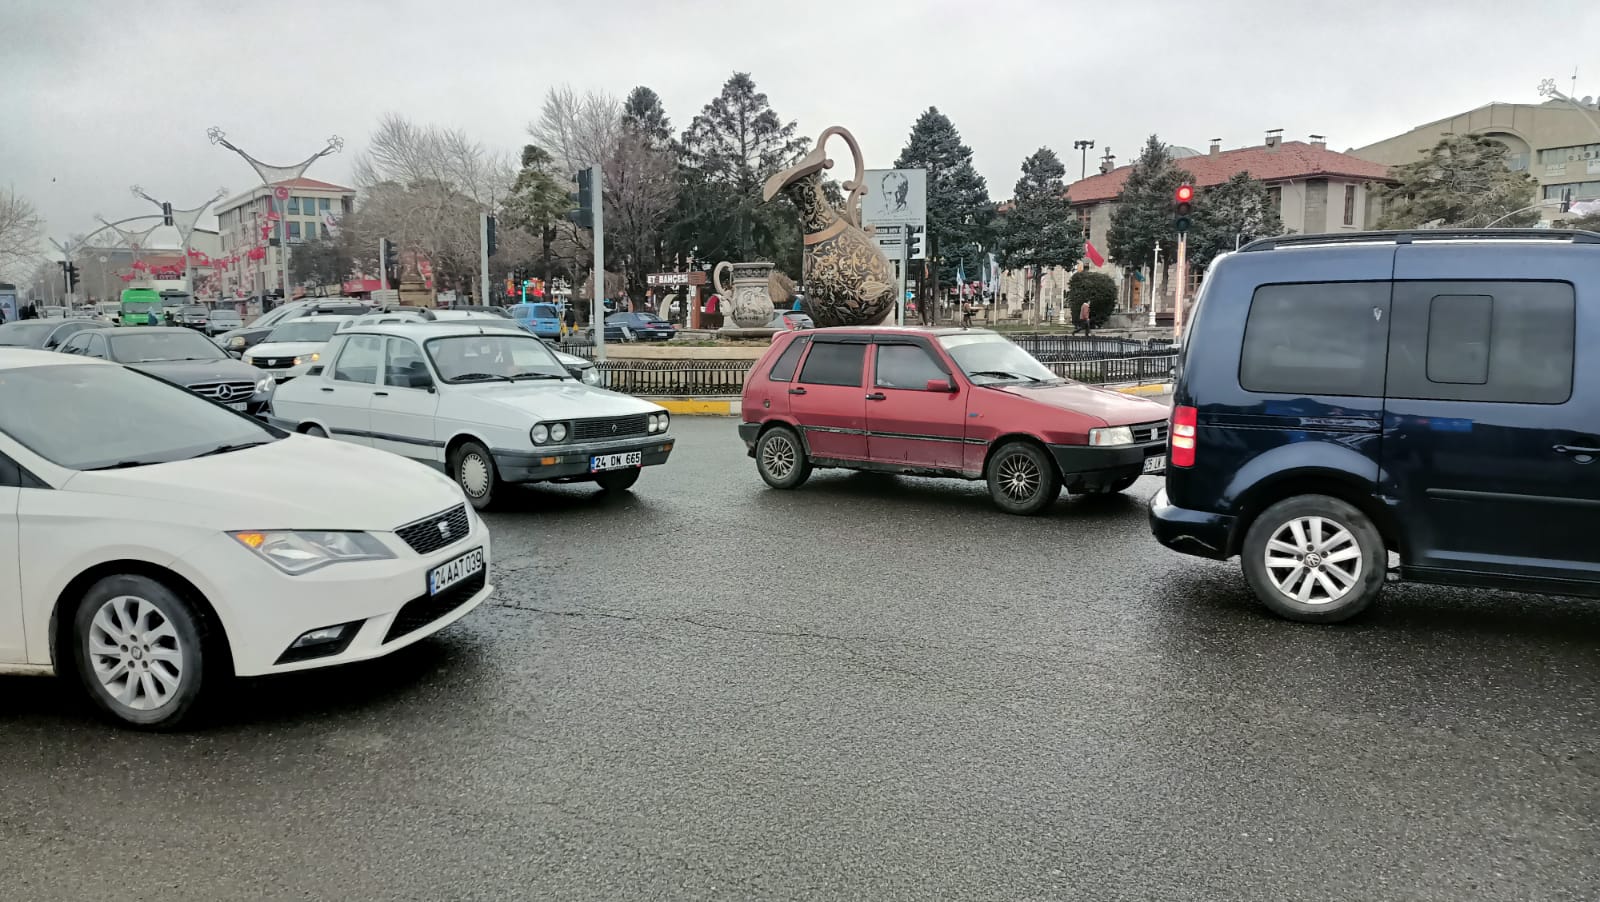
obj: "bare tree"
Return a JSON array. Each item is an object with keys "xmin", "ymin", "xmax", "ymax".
[
  {"xmin": 0, "ymin": 187, "xmax": 44, "ymax": 282},
  {"xmin": 527, "ymin": 85, "xmax": 622, "ymax": 176},
  {"xmin": 604, "ymin": 131, "xmax": 679, "ymax": 302}
]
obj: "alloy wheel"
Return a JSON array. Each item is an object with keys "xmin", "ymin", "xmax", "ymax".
[
  {"xmin": 1263, "ymin": 516, "xmax": 1363, "ymax": 605},
  {"xmin": 995, "ymin": 453, "xmax": 1042, "ymax": 501},
  {"xmin": 87, "ymin": 596, "xmax": 183, "ymax": 711},
  {"xmin": 761, "ymin": 435, "xmax": 797, "ymax": 480}
]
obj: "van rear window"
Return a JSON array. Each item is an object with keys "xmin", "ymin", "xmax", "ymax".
[{"xmin": 1238, "ymin": 282, "xmax": 1389, "ymax": 397}]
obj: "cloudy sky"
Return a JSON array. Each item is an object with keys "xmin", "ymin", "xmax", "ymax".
[{"xmin": 6, "ymin": 0, "xmax": 1595, "ymax": 246}]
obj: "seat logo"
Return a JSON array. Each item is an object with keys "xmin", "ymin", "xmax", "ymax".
[{"xmin": 438, "ymin": 521, "xmax": 452, "ymax": 539}]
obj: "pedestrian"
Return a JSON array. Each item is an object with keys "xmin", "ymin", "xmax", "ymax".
[
  {"xmin": 1076, "ymin": 298, "xmax": 1093, "ymax": 336},
  {"xmin": 562, "ymin": 303, "xmax": 577, "ymax": 341}
]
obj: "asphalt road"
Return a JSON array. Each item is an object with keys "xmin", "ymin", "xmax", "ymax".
[{"xmin": 4, "ymin": 417, "xmax": 1600, "ymax": 901}]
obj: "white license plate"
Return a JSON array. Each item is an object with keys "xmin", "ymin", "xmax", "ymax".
[
  {"xmin": 228, "ymin": 402, "xmax": 247, "ymax": 411},
  {"xmin": 1143, "ymin": 454, "xmax": 1166, "ymax": 474},
  {"xmin": 428, "ymin": 547, "xmax": 484, "ymax": 596},
  {"xmin": 591, "ymin": 451, "xmax": 642, "ymax": 472}
]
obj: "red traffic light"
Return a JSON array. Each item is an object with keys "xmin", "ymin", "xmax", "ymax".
[{"xmin": 1175, "ymin": 184, "xmax": 1194, "ymax": 203}]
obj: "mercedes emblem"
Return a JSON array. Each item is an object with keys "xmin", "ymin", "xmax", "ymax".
[{"xmin": 214, "ymin": 384, "xmax": 235, "ymax": 401}]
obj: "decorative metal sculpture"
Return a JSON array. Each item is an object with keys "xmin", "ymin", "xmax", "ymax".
[{"xmin": 763, "ymin": 127, "xmax": 897, "ymax": 327}]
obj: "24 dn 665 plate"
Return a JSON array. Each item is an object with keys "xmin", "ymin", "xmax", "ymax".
[
  {"xmin": 591, "ymin": 451, "xmax": 642, "ymax": 472},
  {"xmin": 428, "ymin": 547, "xmax": 484, "ymax": 596}
]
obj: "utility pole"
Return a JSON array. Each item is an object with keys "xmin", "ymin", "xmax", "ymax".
[
  {"xmin": 591, "ymin": 166, "xmax": 606, "ymax": 362},
  {"xmin": 479, "ymin": 213, "xmax": 490, "ymax": 306}
]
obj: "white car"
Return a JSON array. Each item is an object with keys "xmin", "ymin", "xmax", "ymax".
[
  {"xmin": 242, "ymin": 314, "xmax": 354, "ymax": 381},
  {"xmin": 0, "ymin": 349, "xmax": 492, "ymax": 729},
  {"xmin": 268, "ymin": 322, "xmax": 673, "ymax": 509}
]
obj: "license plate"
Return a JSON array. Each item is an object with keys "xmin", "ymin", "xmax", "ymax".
[
  {"xmin": 1143, "ymin": 454, "xmax": 1166, "ymax": 474},
  {"xmin": 228, "ymin": 402, "xmax": 247, "ymax": 411},
  {"xmin": 591, "ymin": 451, "xmax": 642, "ymax": 472},
  {"xmin": 428, "ymin": 547, "xmax": 484, "ymax": 596}
]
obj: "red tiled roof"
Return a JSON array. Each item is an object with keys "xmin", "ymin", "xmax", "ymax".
[
  {"xmin": 268, "ymin": 177, "xmax": 355, "ymax": 193},
  {"xmin": 1066, "ymin": 141, "xmax": 1395, "ymax": 205}
]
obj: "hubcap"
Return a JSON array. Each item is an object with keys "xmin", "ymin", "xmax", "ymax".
[
  {"xmin": 1264, "ymin": 516, "xmax": 1363, "ymax": 605},
  {"xmin": 460, "ymin": 453, "xmax": 490, "ymax": 497},
  {"xmin": 761, "ymin": 436, "xmax": 796, "ymax": 479},
  {"xmin": 996, "ymin": 453, "xmax": 1041, "ymax": 501},
  {"xmin": 88, "ymin": 596, "xmax": 182, "ymax": 711}
]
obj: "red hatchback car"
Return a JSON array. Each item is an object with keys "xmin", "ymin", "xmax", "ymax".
[{"xmin": 738, "ymin": 327, "xmax": 1171, "ymax": 514}]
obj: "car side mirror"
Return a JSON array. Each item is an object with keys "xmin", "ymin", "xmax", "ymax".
[{"xmin": 926, "ymin": 379, "xmax": 957, "ymax": 393}]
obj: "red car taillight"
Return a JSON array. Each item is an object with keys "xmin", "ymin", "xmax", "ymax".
[{"xmin": 1170, "ymin": 405, "xmax": 1197, "ymax": 468}]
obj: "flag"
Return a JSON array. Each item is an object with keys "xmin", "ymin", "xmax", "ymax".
[
  {"xmin": 956, "ymin": 261, "xmax": 966, "ymax": 288},
  {"xmin": 1085, "ymin": 241, "xmax": 1105, "ymax": 268}
]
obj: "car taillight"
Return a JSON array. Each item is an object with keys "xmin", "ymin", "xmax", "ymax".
[{"xmin": 1170, "ymin": 405, "xmax": 1197, "ymax": 468}]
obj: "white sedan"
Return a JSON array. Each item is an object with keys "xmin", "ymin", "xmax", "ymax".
[
  {"xmin": 0, "ymin": 349, "xmax": 493, "ymax": 729},
  {"xmin": 267, "ymin": 322, "xmax": 674, "ymax": 510},
  {"xmin": 242, "ymin": 314, "xmax": 354, "ymax": 381}
]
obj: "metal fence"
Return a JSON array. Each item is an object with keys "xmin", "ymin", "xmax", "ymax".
[
  {"xmin": 1046, "ymin": 354, "xmax": 1176, "ymax": 386},
  {"xmin": 1006, "ymin": 334, "xmax": 1174, "ymax": 362}
]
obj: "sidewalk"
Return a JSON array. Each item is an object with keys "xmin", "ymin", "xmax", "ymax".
[{"xmin": 650, "ymin": 382, "xmax": 1173, "ymax": 416}]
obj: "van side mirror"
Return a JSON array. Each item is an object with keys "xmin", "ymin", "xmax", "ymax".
[{"xmin": 926, "ymin": 378, "xmax": 957, "ymax": 393}]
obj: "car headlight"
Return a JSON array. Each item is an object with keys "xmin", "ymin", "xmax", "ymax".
[
  {"xmin": 291, "ymin": 352, "xmax": 319, "ymax": 366},
  {"xmin": 255, "ymin": 376, "xmax": 274, "ymax": 394},
  {"xmin": 230, "ymin": 530, "xmax": 394, "ymax": 575},
  {"xmin": 531, "ymin": 423, "xmax": 549, "ymax": 444},
  {"xmin": 228, "ymin": 336, "xmax": 246, "ymax": 349},
  {"xmin": 550, "ymin": 422, "xmax": 568, "ymax": 442},
  {"xmin": 581, "ymin": 366, "xmax": 600, "ymax": 385},
  {"xmin": 647, "ymin": 412, "xmax": 669, "ymax": 433},
  {"xmin": 1088, "ymin": 426, "xmax": 1134, "ymax": 446}
]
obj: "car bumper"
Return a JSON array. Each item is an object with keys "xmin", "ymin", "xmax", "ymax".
[
  {"xmin": 739, "ymin": 421, "xmax": 760, "ymax": 454},
  {"xmin": 1045, "ymin": 439, "xmax": 1167, "ymax": 490},
  {"xmin": 493, "ymin": 434, "xmax": 675, "ymax": 482},
  {"xmin": 181, "ymin": 514, "xmax": 494, "ymax": 676},
  {"xmin": 1148, "ymin": 487, "xmax": 1235, "ymax": 561}
]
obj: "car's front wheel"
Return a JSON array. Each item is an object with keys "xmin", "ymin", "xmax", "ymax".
[
  {"xmin": 72, "ymin": 574, "xmax": 211, "ymax": 730},
  {"xmin": 451, "ymin": 440, "xmax": 503, "ymax": 511},
  {"xmin": 595, "ymin": 468, "xmax": 641, "ymax": 493},
  {"xmin": 986, "ymin": 441, "xmax": 1060, "ymax": 515},
  {"xmin": 1241, "ymin": 495, "xmax": 1385, "ymax": 623},
  {"xmin": 756, "ymin": 426, "xmax": 811, "ymax": 489}
]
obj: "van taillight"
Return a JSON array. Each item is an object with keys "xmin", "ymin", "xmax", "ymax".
[{"xmin": 1171, "ymin": 405, "xmax": 1197, "ymax": 468}]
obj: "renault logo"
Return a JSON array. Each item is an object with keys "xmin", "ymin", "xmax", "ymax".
[
  {"xmin": 438, "ymin": 521, "xmax": 452, "ymax": 539},
  {"xmin": 611, "ymin": 423, "xmax": 618, "ymax": 433}
]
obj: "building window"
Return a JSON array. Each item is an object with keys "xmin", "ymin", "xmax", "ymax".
[
  {"xmin": 1342, "ymin": 184, "xmax": 1357, "ymax": 226},
  {"xmin": 1538, "ymin": 144, "xmax": 1600, "ymax": 166},
  {"xmin": 288, "ymin": 222, "xmax": 301, "ymax": 242},
  {"xmin": 319, "ymin": 197, "xmax": 331, "ymax": 212},
  {"xmin": 1544, "ymin": 181, "xmax": 1600, "ymax": 201},
  {"xmin": 1266, "ymin": 186, "xmax": 1283, "ymax": 214},
  {"xmin": 1075, "ymin": 207, "xmax": 1092, "ymax": 241},
  {"xmin": 286, "ymin": 196, "xmax": 300, "ymax": 215}
]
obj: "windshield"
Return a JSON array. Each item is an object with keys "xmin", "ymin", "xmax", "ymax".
[
  {"xmin": 266, "ymin": 320, "xmax": 343, "ymax": 343},
  {"xmin": 109, "ymin": 330, "xmax": 226, "ymax": 363},
  {"xmin": 0, "ymin": 364, "xmax": 278, "ymax": 470},
  {"xmin": 531, "ymin": 305, "xmax": 558, "ymax": 318},
  {"xmin": 0, "ymin": 322, "xmax": 58, "ymax": 347},
  {"xmin": 424, "ymin": 334, "xmax": 568, "ymax": 383},
  {"xmin": 938, "ymin": 333, "xmax": 1061, "ymax": 384}
]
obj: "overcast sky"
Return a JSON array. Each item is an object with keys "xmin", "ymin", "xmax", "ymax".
[{"xmin": 6, "ymin": 0, "xmax": 1596, "ymax": 249}]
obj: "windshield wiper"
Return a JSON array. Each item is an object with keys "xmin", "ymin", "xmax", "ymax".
[
  {"xmin": 968, "ymin": 370, "xmax": 1042, "ymax": 383},
  {"xmin": 84, "ymin": 459, "xmax": 164, "ymax": 471},
  {"xmin": 450, "ymin": 372, "xmax": 512, "ymax": 382},
  {"xmin": 508, "ymin": 372, "xmax": 566, "ymax": 381},
  {"xmin": 189, "ymin": 440, "xmax": 273, "ymax": 459}
]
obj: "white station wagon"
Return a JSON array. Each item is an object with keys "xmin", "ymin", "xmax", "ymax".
[{"xmin": 267, "ymin": 323, "xmax": 675, "ymax": 509}]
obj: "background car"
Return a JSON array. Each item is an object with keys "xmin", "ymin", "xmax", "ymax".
[
  {"xmin": 174, "ymin": 305, "xmax": 210, "ymax": 329},
  {"xmin": 0, "ymin": 319, "xmax": 99, "ymax": 351},
  {"xmin": 588, "ymin": 311, "xmax": 676, "ymax": 342},
  {"xmin": 242, "ymin": 315, "xmax": 353, "ymax": 381},
  {"xmin": 214, "ymin": 299, "xmax": 370, "ymax": 357},
  {"xmin": 205, "ymin": 308, "xmax": 244, "ymax": 336},
  {"xmin": 510, "ymin": 302, "xmax": 563, "ymax": 338},
  {"xmin": 57, "ymin": 326, "xmax": 275, "ymax": 415},
  {"xmin": 767, "ymin": 310, "xmax": 813, "ymax": 330},
  {"xmin": 407, "ymin": 318, "xmax": 598, "ymax": 384},
  {"xmin": 0, "ymin": 348, "xmax": 493, "ymax": 728}
]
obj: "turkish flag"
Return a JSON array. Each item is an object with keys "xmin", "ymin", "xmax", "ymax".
[{"xmin": 1085, "ymin": 241, "xmax": 1106, "ymax": 268}]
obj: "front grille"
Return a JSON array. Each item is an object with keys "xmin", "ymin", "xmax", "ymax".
[
  {"xmin": 189, "ymin": 380, "xmax": 257, "ymax": 401},
  {"xmin": 252, "ymin": 357, "xmax": 294, "ymax": 370},
  {"xmin": 570, "ymin": 414, "xmax": 649, "ymax": 442},
  {"xmin": 1132, "ymin": 421, "xmax": 1169, "ymax": 443},
  {"xmin": 384, "ymin": 568, "xmax": 487, "ymax": 643},
  {"xmin": 395, "ymin": 504, "xmax": 470, "ymax": 555}
]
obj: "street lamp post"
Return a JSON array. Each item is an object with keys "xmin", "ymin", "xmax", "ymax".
[
  {"xmin": 1538, "ymin": 79, "xmax": 1600, "ymax": 141},
  {"xmin": 131, "ymin": 186, "xmax": 228, "ymax": 295},
  {"xmin": 208, "ymin": 128, "xmax": 342, "ymax": 306},
  {"xmin": 1073, "ymin": 139, "xmax": 1096, "ymax": 181}
]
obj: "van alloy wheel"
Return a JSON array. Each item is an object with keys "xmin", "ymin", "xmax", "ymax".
[{"xmin": 1263, "ymin": 516, "xmax": 1362, "ymax": 605}]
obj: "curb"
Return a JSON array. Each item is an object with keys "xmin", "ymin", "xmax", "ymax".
[
  {"xmin": 655, "ymin": 398, "xmax": 741, "ymax": 416},
  {"xmin": 1114, "ymin": 382, "xmax": 1172, "ymax": 396}
]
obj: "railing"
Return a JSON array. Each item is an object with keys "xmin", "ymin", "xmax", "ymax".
[
  {"xmin": 1046, "ymin": 354, "xmax": 1176, "ymax": 386},
  {"xmin": 1005, "ymin": 333, "xmax": 1174, "ymax": 361}
]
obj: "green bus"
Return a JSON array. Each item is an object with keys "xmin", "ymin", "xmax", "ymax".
[{"xmin": 119, "ymin": 288, "xmax": 162, "ymax": 325}]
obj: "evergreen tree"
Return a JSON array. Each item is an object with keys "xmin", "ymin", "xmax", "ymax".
[
  {"xmin": 622, "ymin": 86, "xmax": 673, "ymax": 150},
  {"xmin": 1106, "ymin": 135, "xmax": 1193, "ymax": 274},
  {"xmin": 504, "ymin": 144, "xmax": 574, "ymax": 284},
  {"xmin": 1373, "ymin": 134, "xmax": 1540, "ymax": 228},
  {"xmin": 1185, "ymin": 172, "xmax": 1283, "ymax": 269},
  {"xmin": 894, "ymin": 108, "xmax": 993, "ymax": 319},
  {"xmin": 998, "ymin": 147, "xmax": 1082, "ymax": 312}
]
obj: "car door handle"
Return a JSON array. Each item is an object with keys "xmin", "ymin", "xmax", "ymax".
[
  {"xmin": 373, "ymin": 391, "xmax": 388, "ymax": 397},
  {"xmin": 320, "ymin": 387, "xmax": 334, "ymax": 393},
  {"xmin": 1553, "ymin": 444, "xmax": 1600, "ymax": 455},
  {"xmin": 788, "ymin": 387, "xmax": 807, "ymax": 395},
  {"xmin": 865, "ymin": 392, "xmax": 887, "ymax": 401}
]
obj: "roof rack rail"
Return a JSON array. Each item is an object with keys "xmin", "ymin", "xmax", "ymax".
[{"xmin": 1239, "ymin": 228, "xmax": 1600, "ymax": 252}]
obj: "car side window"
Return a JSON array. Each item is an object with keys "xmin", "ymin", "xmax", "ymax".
[
  {"xmin": 875, "ymin": 344, "xmax": 948, "ymax": 390},
  {"xmin": 768, "ymin": 336, "xmax": 811, "ymax": 382},
  {"xmin": 60, "ymin": 333, "xmax": 92, "ymax": 355},
  {"xmin": 0, "ymin": 450, "xmax": 19, "ymax": 487},
  {"xmin": 798, "ymin": 341, "xmax": 866, "ymax": 387},
  {"xmin": 384, "ymin": 338, "xmax": 432, "ymax": 389},
  {"xmin": 44, "ymin": 324, "xmax": 81, "ymax": 349},
  {"xmin": 332, "ymin": 335, "xmax": 383, "ymax": 385},
  {"xmin": 1238, "ymin": 282, "xmax": 1390, "ymax": 398},
  {"xmin": 82, "ymin": 334, "xmax": 108, "ymax": 359}
]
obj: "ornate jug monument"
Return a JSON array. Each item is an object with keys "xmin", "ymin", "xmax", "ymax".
[
  {"xmin": 762, "ymin": 126, "xmax": 897, "ymax": 327},
  {"xmin": 712, "ymin": 260, "xmax": 777, "ymax": 330}
]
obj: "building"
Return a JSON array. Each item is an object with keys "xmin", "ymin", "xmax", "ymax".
[
  {"xmin": 995, "ymin": 133, "xmax": 1395, "ymax": 323},
  {"xmin": 1350, "ymin": 99, "xmax": 1600, "ymax": 220},
  {"xmin": 214, "ymin": 177, "xmax": 354, "ymax": 299}
]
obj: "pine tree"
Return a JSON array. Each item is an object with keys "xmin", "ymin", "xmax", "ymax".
[
  {"xmin": 622, "ymin": 86, "xmax": 673, "ymax": 150},
  {"xmin": 894, "ymin": 108, "xmax": 993, "ymax": 320},
  {"xmin": 1374, "ymin": 134, "xmax": 1540, "ymax": 228},
  {"xmin": 998, "ymin": 147, "xmax": 1082, "ymax": 316},
  {"xmin": 504, "ymin": 144, "xmax": 573, "ymax": 285},
  {"xmin": 1185, "ymin": 172, "xmax": 1283, "ymax": 269},
  {"xmin": 1106, "ymin": 135, "xmax": 1193, "ymax": 274}
]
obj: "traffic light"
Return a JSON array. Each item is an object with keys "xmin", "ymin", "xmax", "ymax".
[
  {"xmin": 1173, "ymin": 183, "xmax": 1194, "ymax": 234},
  {"xmin": 568, "ymin": 167, "xmax": 594, "ymax": 229},
  {"xmin": 486, "ymin": 215, "xmax": 498, "ymax": 257},
  {"xmin": 380, "ymin": 237, "xmax": 399, "ymax": 286},
  {"xmin": 1561, "ymin": 188, "xmax": 1572, "ymax": 214},
  {"xmin": 161, "ymin": 202, "xmax": 174, "ymax": 227},
  {"xmin": 908, "ymin": 226, "xmax": 926, "ymax": 260}
]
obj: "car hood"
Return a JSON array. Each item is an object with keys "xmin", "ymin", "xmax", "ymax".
[
  {"xmin": 62, "ymin": 433, "xmax": 464, "ymax": 530},
  {"xmin": 127, "ymin": 358, "xmax": 266, "ymax": 385},
  {"xmin": 245, "ymin": 340, "xmax": 326, "ymax": 359},
  {"xmin": 990, "ymin": 381, "xmax": 1169, "ymax": 426},
  {"xmin": 470, "ymin": 381, "xmax": 659, "ymax": 419}
]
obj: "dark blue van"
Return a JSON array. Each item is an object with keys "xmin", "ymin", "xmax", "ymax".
[{"xmin": 1151, "ymin": 229, "xmax": 1600, "ymax": 622}]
